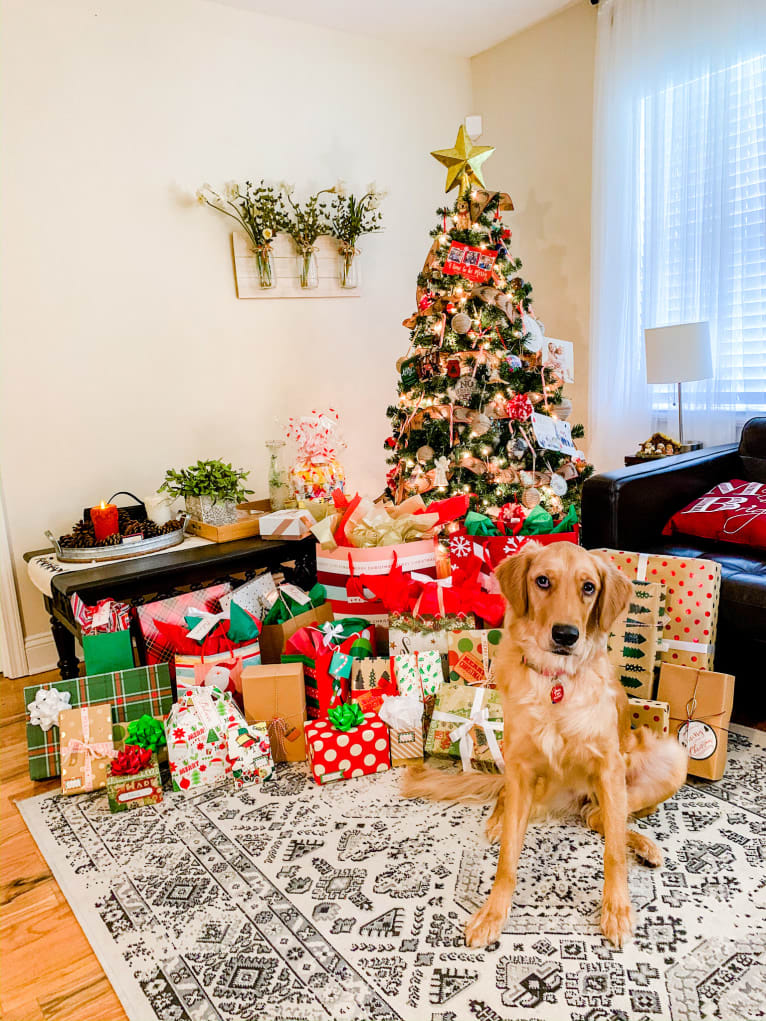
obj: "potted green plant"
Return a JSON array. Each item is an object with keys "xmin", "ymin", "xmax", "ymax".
[{"xmin": 159, "ymin": 460, "xmax": 254, "ymax": 526}]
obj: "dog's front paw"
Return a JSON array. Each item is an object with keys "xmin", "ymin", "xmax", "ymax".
[
  {"xmin": 600, "ymin": 898, "xmax": 635, "ymax": 947},
  {"xmin": 465, "ymin": 899, "xmax": 508, "ymax": 947}
]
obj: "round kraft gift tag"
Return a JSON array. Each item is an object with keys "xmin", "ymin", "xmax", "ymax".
[{"xmin": 677, "ymin": 720, "xmax": 717, "ymax": 760}]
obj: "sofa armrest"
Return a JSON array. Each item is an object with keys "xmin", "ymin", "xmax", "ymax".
[{"xmin": 580, "ymin": 444, "xmax": 741, "ymax": 550}]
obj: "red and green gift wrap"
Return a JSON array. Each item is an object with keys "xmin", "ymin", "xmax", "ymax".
[
  {"xmin": 282, "ymin": 617, "xmax": 376, "ymax": 719},
  {"xmin": 305, "ymin": 703, "xmax": 390, "ymax": 784},
  {"xmin": 135, "ymin": 584, "xmax": 232, "ymax": 674},
  {"xmin": 106, "ymin": 745, "xmax": 163, "ymax": 813},
  {"xmin": 24, "ymin": 664, "xmax": 173, "ymax": 781},
  {"xmin": 70, "ymin": 593, "xmax": 134, "ymax": 675}
]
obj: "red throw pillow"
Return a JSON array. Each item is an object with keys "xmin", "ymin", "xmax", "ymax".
[{"xmin": 663, "ymin": 479, "xmax": 766, "ymax": 550}]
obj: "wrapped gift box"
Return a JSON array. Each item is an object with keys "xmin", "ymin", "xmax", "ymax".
[
  {"xmin": 624, "ymin": 579, "xmax": 666, "ymax": 671},
  {"xmin": 447, "ymin": 628, "xmax": 503, "ymax": 686},
  {"xmin": 657, "ymin": 663, "xmax": 734, "ymax": 781},
  {"xmin": 259, "ymin": 508, "xmax": 316, "ymax": 541},
  {"xmin": 626, "ymin": 697, "xmax": 670, "ymax": 736},
  {"xmin": 228, "ymin": 721, "xmax": 273, "ymax": 789},
  {"xmin": 59, "ymin": 704, "xmax": 115, "ymax": 795},
  {"xmin": 305, "ymin": 711, "xmax": 390, "ymax": 784},
  {"xmin": 598, "ymin": 549, "xmax": 720, "ymax": 670},
  {"xmin": 136, "ymin": 584, "xmax": 232, "ymax": 672},
  {"xmin": 607, "ymin": 622, "xmax": 658, "ymax": 699},
  {"xmin": 241, "ymin": 663, "xmax": 307, "ymax": 762},
  {"xmin": 282, "ymin": 617, "xmax": 376, "ymax": 719},
  {"xmin": 24, "ymin": 664, "xmax": 173, "ymax": 781},
  {"xmin": 106, "ymin": 750, "xmax": 163, "ymax": 813},
  {"xmin": 425, "ymin": 684, "xmax": 504, "ymax": 773}
]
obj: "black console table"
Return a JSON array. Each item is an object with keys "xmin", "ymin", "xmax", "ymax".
[{"xmin": 24, "ymin": 536, "xmax": 317, "ymax": 681}]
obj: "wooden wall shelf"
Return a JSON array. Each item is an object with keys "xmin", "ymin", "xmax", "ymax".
[{"xmin": 232, "ymin": 232, "xmax": 362, "ymax": 299}]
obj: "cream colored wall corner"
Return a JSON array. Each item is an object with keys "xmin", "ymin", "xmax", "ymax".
[
  {"xmin": 0, "ymin": 0, "xmax": 472, "ymax": 646},
  {"xmin": 471, "ymin": 2, "xmax": 597, "ymax": 456}
]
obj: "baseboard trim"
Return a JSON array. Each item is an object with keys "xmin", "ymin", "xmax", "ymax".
[{"xmin": 24, "ymin": 632, "xmax": 59, "ymax": 675}]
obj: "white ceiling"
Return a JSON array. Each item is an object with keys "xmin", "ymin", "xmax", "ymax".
[{"xmin": 207, "ymin": 0, "xmax": 577, "ymax": 58}]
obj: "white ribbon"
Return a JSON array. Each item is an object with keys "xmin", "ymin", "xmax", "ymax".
[
  {"xmin": 433, "ymin": 687, "xmax": 504, "ymax": 773},
  {"xmin": 27, "ymin": 687, "xmax": 71, "ymax": 732},
  {"xmin": 663, "ymin": 638, "xmax": 714, "ymax": 655},
  {"xmin": 636, "ymin": 553, "xmax": 649, "ymax": 582},
  {"xmin": 320, "ymin": 621, "xmax": 345, "ymax": 647},
  {"xmin": 185, "ymin": 608, "xmax": 229, "ymax": 641}
]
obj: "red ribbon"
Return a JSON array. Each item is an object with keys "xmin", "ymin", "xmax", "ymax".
[{"xmin": 110, "ymin": 744, "xmax": 152, "ymax": 776}]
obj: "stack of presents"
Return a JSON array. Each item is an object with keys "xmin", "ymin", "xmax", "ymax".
[{"xmin": 23, "ymin": 492, "xmax": 736, "ymax": 811}]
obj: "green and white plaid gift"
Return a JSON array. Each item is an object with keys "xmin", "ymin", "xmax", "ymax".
[{"xmin": 24, "ymin": 664, "xmax": 172, "ymax": 781}]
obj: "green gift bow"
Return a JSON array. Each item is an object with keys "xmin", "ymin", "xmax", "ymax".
[
  {"xmin": 125, "ymin": 714, "xmax": 166, "ymax": 751},
  {"xmin": 518, "ymin": 504, "xmax": 554, "ymax": 535},
  {"xmin": 184, "ymin": 601, "xmax": 260, "ymax": 644},
  {"xmin": 327, "ymin": 702, "xmax": 365, "ymax": 731},
  {"xmin": 263, "ymin": 583, "xmax": 327, "ymax": 625},
  {"xmin": 464, "ymin": 510, "xmax": 500, "ymax": 537}
]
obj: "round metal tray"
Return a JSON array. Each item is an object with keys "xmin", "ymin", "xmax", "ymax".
[{"xmin": 45, "ymin": 516, "xmax": 190, "ymax": 563}]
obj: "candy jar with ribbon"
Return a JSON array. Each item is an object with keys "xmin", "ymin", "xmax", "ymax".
[{"xmin": 286, "ymin": 410, "xmax": 346, "ymax": 501}]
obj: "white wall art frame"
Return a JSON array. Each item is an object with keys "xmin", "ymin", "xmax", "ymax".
[{"xmin": 232, "ymin": 232, "xmax": 362, "ymax": 299}]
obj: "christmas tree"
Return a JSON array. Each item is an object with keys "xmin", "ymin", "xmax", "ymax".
[{"xmin": 385, "ymin": 127, "xmax": 593, "ymax": 530}]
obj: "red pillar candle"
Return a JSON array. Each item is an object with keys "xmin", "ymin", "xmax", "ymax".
[{"xmin": 90, "ymin": 500, "xmax": 119, "ymax": 541}]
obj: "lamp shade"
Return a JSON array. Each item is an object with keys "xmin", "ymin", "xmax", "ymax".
[{"xmin": 644, "ymin": 321, "xmax": 712, "ymax": 384}]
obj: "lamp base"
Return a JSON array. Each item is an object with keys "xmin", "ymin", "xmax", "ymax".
[{"xmin": 678, "ymin": 441, "xmax": 703, "ymax": 452}]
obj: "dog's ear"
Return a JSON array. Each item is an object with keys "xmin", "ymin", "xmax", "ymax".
[
  {"xmin": 494, "ymin": 543, "xmax": 541, "ymax": 618},
  {"xmin": 591, "ymin": 553, "xmax": 632, "ymax": 633}
]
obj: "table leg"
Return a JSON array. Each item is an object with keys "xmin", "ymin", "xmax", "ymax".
[{"xmin": 50, "ymin": 614, "xmax": 79, "ymax": 679}]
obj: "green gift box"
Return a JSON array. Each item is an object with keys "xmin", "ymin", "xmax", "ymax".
[
  {"xmin": 82, "ymin": 629, "xmax": 135, "ymax": 676},
  {"xmin": 24, "ymin": 664, "xmax": 172, "ymax": 781}
]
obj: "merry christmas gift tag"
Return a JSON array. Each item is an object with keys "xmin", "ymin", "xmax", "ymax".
[{"xmin": 447, "ymin": 629, "xmax": 503, "ymax": 686}]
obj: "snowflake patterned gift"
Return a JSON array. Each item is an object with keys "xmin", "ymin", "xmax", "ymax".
[
  {"xmin": 425, "ymin": 684, "xmax": 504, "ymax": 773},
  {"xmin": 165, "ymin": 686, "xmax": 234, "ymax": 793},
  {"xmin": 305, "ymin": 709, "xmax": 390, "ymax": 785}
]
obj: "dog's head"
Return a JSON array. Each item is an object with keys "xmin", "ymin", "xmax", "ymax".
[{"xmin": 495, "ymin": 542, "xmax": 632, "ymax": 674}]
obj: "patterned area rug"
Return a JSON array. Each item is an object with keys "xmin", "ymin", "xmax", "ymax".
[{"xmin": 19, "ymin": 725, "xmax": 766, "ymax": 1021}]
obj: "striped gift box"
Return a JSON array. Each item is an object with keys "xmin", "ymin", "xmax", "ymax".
[
  {"xmin": 24, "ymin": 664, "xmax": 172, "ymax": 781},
  {"xmin": 315, "ymin": 539, "xmax": 438, "ymax": 621}
]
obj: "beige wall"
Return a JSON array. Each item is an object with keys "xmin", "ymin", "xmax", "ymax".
[
  {"xmin": 0, "ymin": 0, "xmax": 471, "ymax": 645},
  {"xmin": 471, "ymin": 2, "xmax": 597, "ymax": 449}
]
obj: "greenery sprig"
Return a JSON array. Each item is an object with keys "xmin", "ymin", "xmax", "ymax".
[
  {"xmin": 160, "ymin": 460, "xmax": 253, "ymax": 504},
  {"xmin": 327, "ymin": 180, "xmax": 386, "ymax": 250},
  {"xmin": 283, "ymin": 185, "xmax": 332, "ymax": 254},
  {"xmin": 197, "ymin": 181, "xmax": 288, "ymax": 251}
]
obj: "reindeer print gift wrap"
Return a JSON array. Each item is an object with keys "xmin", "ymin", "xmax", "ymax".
[{"xmin": 598, "ymin": 550, "xmax": 721, "ymax": 671}]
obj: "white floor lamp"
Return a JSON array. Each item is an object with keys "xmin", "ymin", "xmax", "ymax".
[{"xmin": 644, "ymin": 321, "xmax": 713, "ymax": 450}]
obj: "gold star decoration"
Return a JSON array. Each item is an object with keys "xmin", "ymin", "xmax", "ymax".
[{"xmin": 431, "ymin": 125, "xmax": 495, "ymax": 194}]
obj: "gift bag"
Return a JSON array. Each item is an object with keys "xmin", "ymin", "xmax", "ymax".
[
  {"xmin": 392, "ymin": 651, "xmax": 445, "ymax": 699},
  {"xmin": 426, "ymin": 684, "xmax": 504, "ymax": 774},
  {"xmin": 388, "ymin": 613, "xmax": 475, "ymax": 657},
  {"xmin": 165, "ymin": 686, "xmax": 236, "ymax": 792},
  {"xmin": 59, "ymin": 704, "xmax": 116, "ymax": 794},
  {"xmin": 260, "ymin": 583, "xmax": 334, "ymax": 664},
  {"xmin": 657, "ymin": 663, "xmax": 734, "ymax": 780},
  {"xmin": 282, "ymin": 617, "xmax": 376, "ymax": 719},
  {"xmin": 136, "ymin": 584, "xmax": 232, "ymax": 671},
  {"xmin": 24, "ymin": 664, "xmax": 173, "ymax": 781},
  {"xmin": 71, "ymin": 594, "xmax": 134, "ymax": 675},
  {"xmin": 379, "ymin": 695, "xmax": 424, "ymax": 767}
]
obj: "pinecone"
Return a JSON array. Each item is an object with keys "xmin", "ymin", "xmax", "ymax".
[
  {"xmin": 118, "ymin": 508, "xmax": 132, "ymax": 526},
  {"xmin": 122, "ymin": 519, "xmax": 144, "ymax": 536},
  {"xmin": 160, "ymin": 519, "xmax": 183, "ymax": 534},
  {"xmin": 59, "ymin": 534, "xmax": 76, "ymax": 548},
  {"xmin": 143, "ymin": 521, "xmax": 161, "ymax": 538},
  {"xmin": 72, "ymin": 518, "xmax": 95, "ymax": 542},
  {"xmin": 96, "ymin": 532, "xmax": 121, "ymax": 547}
]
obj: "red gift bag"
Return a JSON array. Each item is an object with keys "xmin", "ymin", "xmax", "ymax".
[{"xmin": 135, "ymin": 585, "xmax": 232, "ymax": 674}]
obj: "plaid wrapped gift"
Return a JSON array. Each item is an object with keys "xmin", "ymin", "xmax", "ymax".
[
  {"xmin": 135, "ymin": 584, "xmax": 232, "ymax": 673},
  {"xmin": 24, "ymin": 664, "xmax": 172, "ymax": 781}
]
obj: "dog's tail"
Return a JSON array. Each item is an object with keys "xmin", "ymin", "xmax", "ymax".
[{"xmin": 400, "ymin": 763, "xmax": 504, "ymax": 804}]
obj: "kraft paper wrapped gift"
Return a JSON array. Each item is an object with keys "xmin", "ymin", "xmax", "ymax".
[
  {"xmin": 379, "ymin": 695, "xmax": 424, "ymax": 767},
  {"xmin": 259, "ymin": 508, "xmax": 316, "ymax": 541},
  {"xmin": 627, "ymin": 696, "xmax": 670, "ymax": 736},
  {"xmin": 598, "ymin": 550, "xmax": 720, "ymax": 670},
  {"xmin": 657, "ymin": 663, "xmax": 735, "ymax": 781},
  {"xmin": 241, "ymin": 663, "xmax": 307, "ymax": 762},
  {"xmin": 607, "ymin": 622, "xmax": 659, "ymax": 699},
  {"xmin": 447, "ymin": 628, "xmax": 503, "ymax": 686},
  {"xmin": 425, "ymin": 684, "xmax": 504, "ymax": 774},
  {"xmin": 58, "ymin": 704, "xmax": 116, "ymax": 795}
]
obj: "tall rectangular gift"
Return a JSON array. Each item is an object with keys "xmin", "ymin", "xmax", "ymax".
[
  {"xmin": 58, "ymin": 704, "xmax": 115, "ymax": 795},
  {"xmin": 598, "ymin": 550, "xmax": 721, "ymax": 670},
  {"xmin": 447, "ymin": 628, "xmax": 504, "ymax": 686},
  {"xmin": 282, "ymin": 617, "xmax": 376, "ymax": 719},
  {"xmin": 657, "ymin": 663, "xmax": 735, "ymax": 780},
  {"xmin": 24, "ymin": 664, "xmax": 173, "ymax": 781},
  {"xmin": 241, "ymin": 662, "xmax": 308, "ymax": 762},
  {"xmin": 426, "ymin": 684, "xmax": 504, "ymax": 773},
  {"xmin": 305, "ymin": 706, "xmax": 390, "ymax": 784}
]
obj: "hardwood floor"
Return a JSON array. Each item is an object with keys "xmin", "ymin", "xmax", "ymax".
[{"xmin": 0, "ymin": 669, "xmax": 126, "ymax": 1021}]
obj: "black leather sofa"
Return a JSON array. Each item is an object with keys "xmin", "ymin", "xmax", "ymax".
[{"xmin": 581, "ymin": 417, "xmax": 766, "ymax": 715}]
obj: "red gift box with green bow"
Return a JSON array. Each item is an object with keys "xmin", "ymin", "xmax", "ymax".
[
  {"xmin": 305, "ymin": 704, "xmax": 390, "ymax": 785},
  {"xmin": 282, "ymin": 617, "xmax": 376, "ymax": 719}
]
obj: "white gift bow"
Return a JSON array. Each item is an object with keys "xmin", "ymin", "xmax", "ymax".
[
  {"xmin": 433, "ymin": 687, "xmax": 504, "ymax": 773},
  {"xmin": 379, "ymin": 694, "xmax": 424, "ymax": 730},
  {"xmin": 320, "ymin": 621, "xmax": 345, "ymax": 648},
  {"xmin": 185, "ymin": 608, "xmax": 230, "ymax": 641},
  {"xmin": 27, "ymin": 687, "xmax": 71, "ymax": 732}
]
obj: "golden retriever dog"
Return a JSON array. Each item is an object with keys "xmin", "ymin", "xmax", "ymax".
[{"xmin": 402, "ymin": 542, "xmax": 688, "ymax": 948}]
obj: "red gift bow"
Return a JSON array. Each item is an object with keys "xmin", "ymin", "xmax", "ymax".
[
  {"xmin": 506, "ymin": 393, "xmax": 534, "ymax": 421},
  {"xmin": 110, "ymin": 744, "xmax": 152, "ymax": 776}
]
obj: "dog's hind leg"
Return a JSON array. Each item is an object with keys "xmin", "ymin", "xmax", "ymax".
[
  {"xmin": 485, "ymin": 790, "xmax": 504, "ymax": 843},
  {"xmin": 583, "ymin": 802, "xmax": 663, "ymax": 867}
]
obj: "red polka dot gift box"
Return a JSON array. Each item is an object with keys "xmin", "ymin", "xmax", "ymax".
[
  {"xmin": 305, "ymin": 711, "xmax": 391, "ymax": 785},
  {"xmin": 597, "ymin": 550, "xmax": 721, "ymax": 672},
  {"xmin": 626, "ymin": 696, "xmax": 669, "ymax": 738}
]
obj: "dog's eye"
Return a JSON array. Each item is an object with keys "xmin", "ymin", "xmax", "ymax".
[
  {"xmin": 583, "ymin": 581, "xmax": 596, "ymax": 596},
  {"xmin": 535, "ymin": 575, "xmax": 550, "ymax": 590}
]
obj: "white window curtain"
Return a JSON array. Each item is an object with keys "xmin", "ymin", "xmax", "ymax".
[{"xmin": 589, "ymin": 0, "xmax": 766, "ymax": 471}]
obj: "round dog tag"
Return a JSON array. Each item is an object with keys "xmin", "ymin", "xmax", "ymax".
[{"xmin": 550, "ymin": 684, "xmax": 564, "ymax": 704}]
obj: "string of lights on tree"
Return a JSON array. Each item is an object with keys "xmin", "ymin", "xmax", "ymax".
[{"xmin": 385, "ymin": 126, "xmax": 593, "ymax": 525}]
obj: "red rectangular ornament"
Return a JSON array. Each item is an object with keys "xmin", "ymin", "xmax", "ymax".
[{"xmin": 443, "ymin": 242, "xmax": 498, "ymax": 283}]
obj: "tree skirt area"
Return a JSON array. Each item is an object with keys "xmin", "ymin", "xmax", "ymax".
[{"xmin": 18, "ymin": 725, "xmax": 766, "ymax": 1021}]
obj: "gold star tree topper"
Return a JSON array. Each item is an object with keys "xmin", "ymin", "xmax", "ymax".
[{"xmin": 431, "ymin": 125, "xmax": 495, "ymax": 193}]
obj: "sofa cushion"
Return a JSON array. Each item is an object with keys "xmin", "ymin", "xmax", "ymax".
[{"xmin": 663, "ymin": 479, "xmax": 766, "ymax": 551}]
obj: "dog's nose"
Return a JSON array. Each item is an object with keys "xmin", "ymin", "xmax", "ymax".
[{"xmin": 552, "ymin": 624, "xmax": 579, "ymax": 647}]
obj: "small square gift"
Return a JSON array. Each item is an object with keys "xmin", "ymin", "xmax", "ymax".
[
  {"xmin": 282, "ymin": 617, "xmax": 376, "ymax": 719},
  {"xmin": 106, "ymin": 746, "xmax": 163, "ymax": 813},
  {"xmin": 305, "ymin": 703, "xmax": 390, "ymax": 784},
  {"xmin": 165, "ymin": 686, "xmax": 235, "ymax": 793},
  {"xmin": 59, "ymin": 704, "xmax": 116, "ymax": 795},
  {"xmin": 657, "ymin": 663, "xmax": 735, "ymax": 781},
  {"xmin": 71, "ymin": 593, "xmax": 134, "ymax": 675},
  {"xmin": 426, "ymin": 684, "xmax": 504, "ymax": 774},
  {"xmin": 259, "ymin": 508, "xmax": 316, "ymax": 541},
  {"xmin": 379, "ymin": 696, "xmax": 424, "ymax": 767},
  {"xmin": 447, "ymin": 628, "xmax": 504, "ymax": 686},
  {"xmin": 227, "ymin": 721, "xmax": 273, "ymax": 789},
  {"xmin": 241, "ymin": 662, "xmax": 307, "ymax": 762},
  {"xmin": 626, "ymin": 697, "xmax": 670, "ymax": 737}
]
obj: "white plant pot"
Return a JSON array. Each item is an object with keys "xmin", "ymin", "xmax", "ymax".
[{"xmin": 185, "ymin": 495, "xmax": 238, "ymax": 525}]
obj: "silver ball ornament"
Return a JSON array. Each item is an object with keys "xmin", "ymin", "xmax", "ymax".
[
  {"xmin": 451, "ymin": 312, "xmax": 472, "ymax": 334},
  {"xmin": 549, "ymin": 473, "xmax": 567, "ymax": 496}
]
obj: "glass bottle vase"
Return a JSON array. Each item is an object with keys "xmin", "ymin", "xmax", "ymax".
[
  {"xmin": 338, "ymin": 247, "xmax": 359, "ymax": 289},
  {"xmin": 254, "ymin": 245, "xmax": 276, "ymax": 288},
  {"xmin": 297, "ymin": 249, "xmax": 318, "ymax": 289},
  {"xmin": 266, "ymin": 440, "xmax": 291, "ymax": 511}
]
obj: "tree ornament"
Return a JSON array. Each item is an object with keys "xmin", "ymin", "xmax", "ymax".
[
  {"xmin": 469, "ymin": 411, "xmax": 492, "ymax": 436},
  {"xmin": 506, "ymin": 393, "xmax": 534, "ymax": 421},
  {"xmin": 507, "ymin": 436, "xmax": 527, "ymax": 459},
  {"xmin": 451, "ymin": 312, "xmax": 472, "ymax": 334},
  {"xmin": 433, "ymin": 456, "xmax": 451, "ymax": 487},
  {"xmin": 549, "ymin": 494, "xmax": 564, "ymax": 516},
  {"xmin": 447, "ymin": 357, "xmax": 461, "ymax": 378},
  {"xmin": 521, "ymin": 313, "xmax": 545, "ymax": 353},
  {"xmin": 522, "ymin": 486, "xmax": 541, "ymax": 509},
  {"xmin": 498, "ymin": 500, "xmax": 527, "ymax": 532},
  {"xmin": 430, "ymin": 125, "xmax": 495, "ymax": 193},
  {"xmin": 556, "ymin": 397, "xmax": 573, "ymax": 421},
  {"xmin": 385, "ymin": 436, "xmax": 397, "ymax": 449},
  {"xmin": 418, "ymin": 292, "xmax": 435, "ymax": 311},
  {"xmin": 416, "ymin": 444, "xmax": 434, "ymax": 464},
  {"xmin": 452, "ymin": 376, "xmax": 478, "ymax": 403},
  {"xmin": 549, "ymin": 472, "xmax": 567, "ymax": 496}
]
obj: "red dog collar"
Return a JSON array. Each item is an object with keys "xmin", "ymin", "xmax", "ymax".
[{"xmin": 522, "ymin": 657, "xmax": 567, "ymax": 703}]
